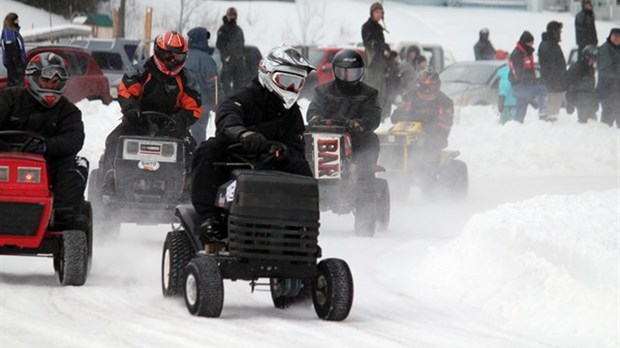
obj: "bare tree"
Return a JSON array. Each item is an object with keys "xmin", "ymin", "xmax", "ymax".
[{"xmin": 295, "ymin": 0, "xmax": 326, "ymax": 46}]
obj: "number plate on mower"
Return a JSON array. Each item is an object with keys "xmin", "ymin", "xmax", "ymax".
[{"xmin": 137, "ymin": 160, "xmax": 160, "ymax": 171}]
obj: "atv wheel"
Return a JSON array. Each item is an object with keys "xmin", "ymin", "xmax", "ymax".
[
  {"xmin": 437, "ymin": 160, "xmax": 468, "ymax": 200},
  {"xmin": 162, "ymin": 230, "xmax": 195, "ymax": 297},
  {"xmin": 312, "ymin": 258, "xmax": 354, "ymax": 321},
  {"xmin": 270, "ymin": 278, "xmax": 312, "ymax": 309},
  {"xmin": 57, "ymin": 230, "xmax": 88, "ymax": 286},
  {"xmin": 375, "ymin": 178, "xmax": 390, "ymax": 231},
  {"xmin": 184, "ymin": 257, "xmax": 224, "ymax": 317}
]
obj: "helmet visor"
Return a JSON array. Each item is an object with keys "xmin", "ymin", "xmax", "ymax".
[
  {"xmin": 161, "ymin": 51, "xmax": 187, "ymax": 64},
  {"xmin": 272, "ymin": 72, "xmax": 305, "ymax": 93},
  {"xmin": 39, "ymin": 64, "xmax": 69, "ymax": 81},
  {"xmin": 334, "ymin": 67, "xmax": 364, "ymax": 82}
]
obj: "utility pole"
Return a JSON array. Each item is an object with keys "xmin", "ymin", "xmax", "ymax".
[{"xmin": 119, "ymin": 0, "xmax": 126, "ymax": 38}]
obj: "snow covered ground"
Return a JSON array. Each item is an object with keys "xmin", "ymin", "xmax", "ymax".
[{"xmin": 1, "ymin": 1, "xmax": 619, "ymax": 347}]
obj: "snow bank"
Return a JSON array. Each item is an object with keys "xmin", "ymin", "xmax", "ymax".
[
  {"xmin": 415, "ymin": 190, "xmax": 620, "ymax": 347},
  {"xmin": 450, "ymin": 106, "xmax": 620, "ymax": 177}
]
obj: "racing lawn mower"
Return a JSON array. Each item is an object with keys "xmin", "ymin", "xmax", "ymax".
[
  {"xmin": 161, "ymin": 142, "xmax": 354, "ymax": 320},
  {"xmin": 0, "ymin": 131, "xmax": 92, "ymax": 286}
]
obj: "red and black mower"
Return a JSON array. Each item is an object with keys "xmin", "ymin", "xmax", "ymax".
[{"xmin": 0, "ymin": 131, "xmax": 92, "ymax": 286}]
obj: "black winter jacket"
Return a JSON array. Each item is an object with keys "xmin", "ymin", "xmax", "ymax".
[
  {"xmin": 361, "ymin": 18, "xmax": 387, "ymax": 68},
  {"xmin": 474, "ymin": 39, "xmax": 496, "ymax": 60},
  {"xmin": 538, "ymin": 32, "xmax": 567, "ymax": 92},
  {"xmin": 307, "ymin": 81, "xmax": 381, "ymax": 134},
  {"xmin": 509, "ymin": 43, "xmax": 537, "ymax": 85},
  {"xmin": 566, "ymin": 60, "xmax": 596, "ymax": 105},
  {"xmin": 596, "ymin": 37, "xmax": 620, "ymax": 96},
  {"xmin": 0, "ymin": 87, "xmax": 84, "ymax": 159},
  {"xmin": 575, "ymin": 9, "xmax": 598, "ymax": 47},
  {"xmin": 216, "ymin": 16, "xmax": 245, "ymax": 63},
  {"xmin": 215, "ymin": 78, "xmax": 307, "ymax": 159}
]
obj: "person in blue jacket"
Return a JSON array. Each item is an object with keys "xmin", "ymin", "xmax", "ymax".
[
  {"xmin": 497, "ymin": 64, "xmax": 517, "ymax": 124},
  {"xmin": 1, "ymin": 12, "xmax": 26, "ymax": 87},
  {"xmin": 186, "ymin": 27, "xmax": 223, "ymax": 143}
]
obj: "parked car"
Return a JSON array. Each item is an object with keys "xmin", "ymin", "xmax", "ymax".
[
  {"xmin": 68, "ymin": 38, "xmax": 146, "ymax": 98},
  {"xmin": 439, "ymin": 60, "xmax": 506, "ymax": 107}
]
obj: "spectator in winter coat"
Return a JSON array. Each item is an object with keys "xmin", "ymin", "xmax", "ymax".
[
  {"xmin": 508, "ymin": 31, "xmax": 549, "ymax": 123},
  {"xmin": 538, "ymin": 21, "xmax": 567, "ymax": 121},
  {"xmin": 596, "ymin": 28, "xmax": 620, "ymax": 128},
  {"xmin": 575, "ymin": 0, "xmax": 598, "ymax": 60},
  {"xmin": 382, "ymin": 50, "xmax": 401, "ymax": 118},
  {"xmin": 216, "ymin": 7, "xmax": 245, "ymax": 96},
  {"xmin": 497, "ymin": 65, "xmax": 517, "ymax": 124},
  {"xmin": 566, "ymin": 45, "xmax": 598, "ymax": 123},
  {"xmin": 362, "ymin": 2, "xmax": 389, "ymax": 93},
  {"xmin": 399, "ymin": 45, "xmax": 421, "ymax": 94},
  {"xmin": 1, "ymin": 12, "xmax": 26, "ymax": 87},
  {"xmin": 391, "ymin": 70, "xmax": 454, "ymax": 187},
  {"xmin": 102, "ymin": 31, "xmax": 202, "ymax": 186},
  {"xmin": 474, "ymin": 28, "xmax": 496, "ymax": 61},
  {"xmin": 0, "ymin": 52, "xmax": 88, "ymax": 227},
  {"xmin": 186, "ymin": 27, "xmax": 223, "ymax": 143}
]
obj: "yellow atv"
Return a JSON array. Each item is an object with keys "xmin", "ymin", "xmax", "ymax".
[{"xmin": 376, "ymin": 121, "xmax": 467, "ymax": 200}]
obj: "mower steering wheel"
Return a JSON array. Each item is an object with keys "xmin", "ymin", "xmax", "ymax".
[
  {"xmin": 139, "ymin": 111, "xmax": 179, "ymax": 136},
  {"xmin": 227, "ymin": 141, "xmax": 288, "ymax": 166},
  {"xmin": 0, "ymin": 130, "xmax": 46, "ymax": 153}
]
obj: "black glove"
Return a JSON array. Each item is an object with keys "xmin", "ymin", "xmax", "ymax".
[
  {"xmin": 25, "ymin": 140, "xmax": 47, "ymax": 154},
  {"xmin": 346, "ymin": 119, "xmax": 364, "ymax": 132},
  {"xmin": 240, "ymin": 131, "xmax": 267, "ymax": 153},
  {"xmin": 123, "ymin": 109, "xmax": 141, "ymax": 124}
]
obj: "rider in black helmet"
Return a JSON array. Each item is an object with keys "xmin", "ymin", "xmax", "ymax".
[
  {"xmin": 307, "ymin": 48, "xmax": 382, "ymax": 199},
  {"xmin": 0, "ymin": 52, "xmax": 88, "ymax": 227}
]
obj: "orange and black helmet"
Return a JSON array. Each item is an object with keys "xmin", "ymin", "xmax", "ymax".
[{"xmin": 153, "ymin": 31, "xmax": 188, "ymax": 76}]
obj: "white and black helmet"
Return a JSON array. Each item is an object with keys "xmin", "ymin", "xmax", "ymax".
[
  {"xmin": 258, "ymin": 45, "xmax": 315, "ymax": 109},
  {"xmin": 332, "ymin": 49, "xmax": 365, "ymax": 85},
  {"xmin": 25, "ymin": 52, "xmax": 69, "ymax": 108}
]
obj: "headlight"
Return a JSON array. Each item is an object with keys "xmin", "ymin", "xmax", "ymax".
[
  {"xmin": 17, "ymin": 167, "xmax": 41, "ymax": 183},
  {"xmin": 161, "ymin": 143, "xmax": 175, "ymax": 157},
  {"xmin": 0, "ymin": 166, "xmax": 8, "ymax": 182},
  {"xmin": 126, "ymin": 140, "xmax": 139, "ymax": 155}
]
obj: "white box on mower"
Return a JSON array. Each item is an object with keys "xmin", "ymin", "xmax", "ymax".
[{"xmin": 122, "ymin": 139, "xmax": 178, "ymax": 164}]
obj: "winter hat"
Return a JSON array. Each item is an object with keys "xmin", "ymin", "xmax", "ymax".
[
  {"xmin": 406, "ymin": 45, "xmax": 420, "ymax": 57},
  {"xmin": 519, "ymin": 31, "xmax": 534, "ymax": 44},
  {"xmin": 546, "ymin": 21, "xmax": 562, "ymax": 34},
  {"xmin": 226, "ymin": 7, "xmax": 237, "ymax": 17},
  {"xmin": 370, "ymin": 2, "xmax": 384, "ymax": 15},
  {"xmin": 610, "ymin": 28, "xmax": 620, "ymax": 36}
]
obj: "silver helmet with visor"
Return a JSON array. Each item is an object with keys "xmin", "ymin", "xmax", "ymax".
[
  {"xmin": 258, "ymin": 45, "xmax": 315, "ymax": 109},
  {"xmin": 25, "ymin": 52, "xmax": 69, "ymax": 108},
  {"xmin": 332, "ymin": 49, "xmax": 365, "ymax": 85}
]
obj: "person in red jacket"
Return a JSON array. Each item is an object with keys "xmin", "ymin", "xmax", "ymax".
[
  {"xmin": 101, "ymin": 31, "xmax": 203, "ymax": 178},
  {"xmin": 508, "ymin": 31, "xmax": 550, "ymax": 123}
]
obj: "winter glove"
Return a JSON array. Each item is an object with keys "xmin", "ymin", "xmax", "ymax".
[
  {"xmin": 240, "ymin": 131, "xmax": 267, "ymax": 153},
  {"xmin": 123, "ymin": 109, "xmax": 142, "ymax": 124},
  {"xmin": 307, "ymin": 115, "xmax": 321, "ymax": 126},
  {"xmin": 25, "ymin": 140, "xmax": 47, "ymax": 154},
  {"xmin": 346, "ymin": 119, "xmax": 364, "ymax": 132},
  {"xmin": 498, "ymin": 95, "xmax": 505, "ymax": 113}
]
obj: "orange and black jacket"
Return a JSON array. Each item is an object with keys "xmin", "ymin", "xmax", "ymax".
[{"xmin": 118, "ymin": 57, "xmax": 203, "ymax": 129}]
